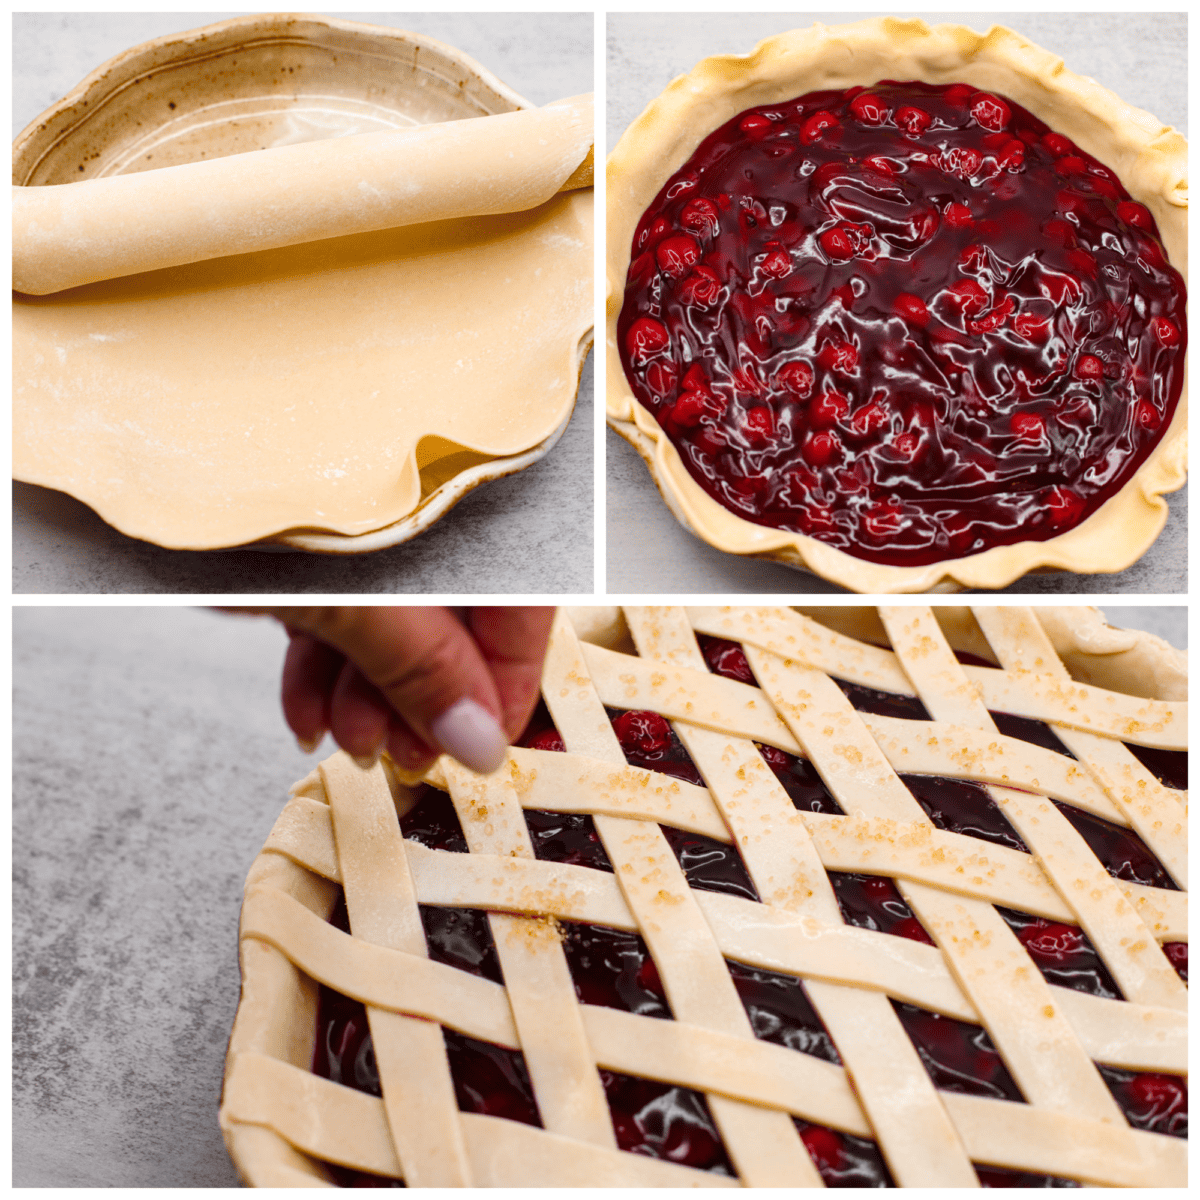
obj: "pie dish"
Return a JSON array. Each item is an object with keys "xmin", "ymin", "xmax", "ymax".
[
  {"xmin": 606, "ymin": 20, "xmax": 1188, "ymax": 593},
  {"xmin": 12, "ymin": 15, "xmax": 594, "ymax": 553},
  {"xmin": 221, "ymin": 604, "xmax": 1187, "ymax": 1186}
]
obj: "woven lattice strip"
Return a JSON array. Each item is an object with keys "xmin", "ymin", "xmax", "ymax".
[
  {"xmin": 223, "ymin": 1053, "xmax": 734, "ymax": 1186},
  {"xmin": 319, "ymin": 755, "xmax": 472, "ymax": 1185},
  {"xmin": 246, "ymin": 831, "xmax": 1185, "ymax": 1079},
  {"xmin": 439, "ymin": 757, "xmax": 616, "ymax": 1148}
]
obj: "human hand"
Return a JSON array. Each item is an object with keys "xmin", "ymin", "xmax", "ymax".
[{"xmin": 226, "ymin": 606, "xmax": 554, "ymax": 776}]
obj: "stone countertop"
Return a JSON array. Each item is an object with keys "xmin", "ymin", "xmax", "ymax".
[
  {"xmin": 605, "ymin": 11, "xmax": 1187, "ymax": 595},
  {"xmin": 11, "ymin": 604, "xmax": 1186, "ymax": 1185},
  {"xmin": 13, "ymin": 12, "xmax": 594, "ymax": 596},
  {"xmin": 14, "ymin": 609, "xmax": 297, "ymax": 1186}
]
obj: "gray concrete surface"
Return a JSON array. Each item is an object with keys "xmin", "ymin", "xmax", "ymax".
[
  {"xmin": 13, "ymin": 608, "xmax": 295, "ymax": 1186},
  {"xmin": 605, "ymin": 12, "xmax": 1187, "ymax": 595},
  {"xmin": 13, "ymin": 12, "xmax": 595, "ymax": 595},
  {"xmin": 11, "ymin": 604, "xmax": 1185, "ymax": 1185}
]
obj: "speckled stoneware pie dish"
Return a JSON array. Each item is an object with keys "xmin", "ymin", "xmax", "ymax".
[
  {"xmin": 606, "ymin": 20, "xmax": 1186, "ymax": 593},
  {"xmin": 13, "ymin": 14, "xmax": 593, "ymax": 553}
]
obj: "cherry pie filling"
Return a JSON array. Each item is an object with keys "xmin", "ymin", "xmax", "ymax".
[
  {"xmin": 617, "ymin": 82, "xmax": 1187, "ymax": 565},
  {"xmin": 313, "ymin": 636, "xmax": 1186, "ymax": 1185}
]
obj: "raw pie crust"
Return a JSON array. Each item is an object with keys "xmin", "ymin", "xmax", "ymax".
[
  {"xmin": 606, "ymin": 20, "xmax": 1188, "ymax": 593},
  {"xmin": 13, "ymin": 24, "xmax": 594, "ymax": 552},
  {"xmin": 221, "ymin": 605, "xmax": 1187, "ymax": 1186}
]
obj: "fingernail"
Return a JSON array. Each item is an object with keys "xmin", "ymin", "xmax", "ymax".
[
  {"xmin": 430, "ymin": 698, "xmax": 508, "ymax": 775},
  {"xmin": 296, "ymin": 731, "xmax": 325, "ymax": 754},
  {"xmin": 351, "ymin": 748, "xmax": 382, "ymax": 771}
]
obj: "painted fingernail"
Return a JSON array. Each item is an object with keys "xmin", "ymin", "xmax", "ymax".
[
  {"xmin": 296, "ymin": 731, "xmax": 325, "ymax": 754},
  {"xmin": 351, "ymin": 748, "xmax": 382, "ymax": 771},
  {"xmin": 430, "ymin": 698, "xmax": 508, "ymax": 775}
]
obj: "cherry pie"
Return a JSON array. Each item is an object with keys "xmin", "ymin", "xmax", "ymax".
[
  {"xmin": 606, "ymin": 21, "xmax": 1188, "ymax": 592},
  {"xmin": 221, "ymin": 605, "xmax": 1187, "ymax": 1186}
]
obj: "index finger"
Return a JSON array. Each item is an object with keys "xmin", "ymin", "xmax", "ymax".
[{"xmin": 465, "ymin": 607, "xmax": 555, "ymax": 741}]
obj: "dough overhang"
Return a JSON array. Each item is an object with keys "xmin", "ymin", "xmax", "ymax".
[{"xmin": 13, "ymin": 188, "xmax": 594, "ymax": 549}]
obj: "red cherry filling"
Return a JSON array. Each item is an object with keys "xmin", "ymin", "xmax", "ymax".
[
  {"xmin": 602, "ymin": 1072, "xmax": 733, "ymax": 1172},
  {"xmin": 1121, "ymin": 741, "xmax": 1188, "ymax": 791},
  {"xmin": 1008, "ymin": 915, "xmax": 1121, "ymax": 998},
  {"xmin": 1100, "ymin": 1068, "xmax": 1188, "ymax": 1137},
  {"xmin": 525, "ymin": 727, "xmax": 566, "ymax": 753},
  {"xmin": 618, "ymin": 81, "xmax": 1186, "ymax": 566},
  {"xmin": 794, "ymin": 1120, "xmax": 896, "ymax": 1186},
  {"xmin": 611, "ymin": 708, "xmax": 673, "ymax": 757}
]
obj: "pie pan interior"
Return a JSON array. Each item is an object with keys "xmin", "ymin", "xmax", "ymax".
[
  {"xmin": 605, "ymin": 19, "xmax": 1188, "ymax": 593},
  {"xmin": 13, "ymin": 14, "xmax": 591, "ymax": 554}
]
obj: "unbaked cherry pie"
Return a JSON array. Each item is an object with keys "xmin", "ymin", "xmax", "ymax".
[
  {"xmin": 221, "ymin": 605, "xmax": 1187, "ymax": 1187},
  {"xmin": 605, "ymin": 21, "xmax": 1188, "ymax": 592}
]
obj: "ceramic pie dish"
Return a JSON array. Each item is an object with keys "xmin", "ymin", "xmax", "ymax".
[
  {"xmin": 606, "ymin": 20, "xmax": 1187, "ymax": 593},
  {"xmin": 13, "ymin": 14, "xmax": 594, "ymax": 553},
  {"xmin": 221, "ymin": 604, "xmax": 1186, "ymax": 1186}
]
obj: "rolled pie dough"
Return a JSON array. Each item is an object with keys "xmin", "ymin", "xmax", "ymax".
[{"xmin": 12, "ymin": 96, "xmax": 594, "ymax": 549}]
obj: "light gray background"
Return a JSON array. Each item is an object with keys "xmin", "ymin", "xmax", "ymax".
[
  {"xmin": 606, "ymin": 12, "xmax": 1187, "ymax": 595},
  {"xmin": 13, "ymin": 12, "xmax": 594, "ymax": 596},
  {"xmin": 13, "ymin": 609, "xmax": 294, "ymax": 1187},
  {"xmin": 11, "ymin": 604, "xmax": 1186, "ymax": 1185}
]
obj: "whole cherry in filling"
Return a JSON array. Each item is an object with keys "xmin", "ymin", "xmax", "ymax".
[{"xmin": 618, "ymin": 81, "xmax": 1186, "ymax": 565}]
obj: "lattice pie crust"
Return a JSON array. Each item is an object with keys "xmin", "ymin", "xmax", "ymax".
[{"xmin": 220, "ymin": 606, "xmax": 1187, "ymax": 1186}]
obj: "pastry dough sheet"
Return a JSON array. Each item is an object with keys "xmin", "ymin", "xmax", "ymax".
[
  {"xmin": 14, "ymin": 96, "xmax": 593, "ymax": 295},
  {"xmin": 13, "ymin": 189, "xmax": 593, "ymax": 549}
]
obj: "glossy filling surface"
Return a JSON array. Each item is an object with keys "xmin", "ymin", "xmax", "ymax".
[
  {"xmin": 618, "ymin": 82, "xmax": 1186, "ymax": 565},
  {"xmin": 313, "ymin": 635, "xmax": 1186, "ymax": 1185}
]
